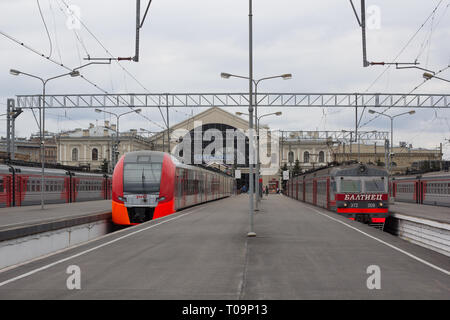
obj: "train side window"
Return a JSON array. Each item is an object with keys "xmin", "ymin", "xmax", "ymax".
[{"xmin": 0, "ymin": 178, "xmax": 3, "ymax": 193}]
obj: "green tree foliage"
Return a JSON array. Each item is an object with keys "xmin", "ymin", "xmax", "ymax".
[{"xmin": 101, "ymin": 158, "xmax": 109, "ymax": 173}]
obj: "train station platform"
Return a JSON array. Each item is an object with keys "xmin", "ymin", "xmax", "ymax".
[
  {"xmin": 386, "ymin": 202, "xmax": 449, "ymax": 257},
  {"xmin": 390, "ymin": 202, "xmax": 450, "ymax": 224},
  {"xmin": 0, "ymin": 194, "xmax": 448, "ymax": 299},
  {"xmin": 0, "ymin": 201, "xmax": 112, "ymax": 241}
]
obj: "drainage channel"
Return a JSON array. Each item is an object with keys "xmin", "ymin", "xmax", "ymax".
[{"xmin": 0, "ymin": 213, "xmax": 123, "ymax": 271}]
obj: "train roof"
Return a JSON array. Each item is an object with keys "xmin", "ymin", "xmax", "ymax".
[
  {"xmin": 294, "ymin": 163, "xmax": 388, "ymax": 179},
  {"xmin": 122, "ymin": 150, "xmax": 233, "ymax": 178},
  {"xmin": 393, "ymin": 170, "xmax": 450, "ymax": 181},
  {"xmin": 0, "ymin": 164, "xmax": 110, "ymax": 177}
]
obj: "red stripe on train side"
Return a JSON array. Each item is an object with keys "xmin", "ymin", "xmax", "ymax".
[{"xmin": 337, "ymin": 208, "xmax": 388, "ymax": 214}]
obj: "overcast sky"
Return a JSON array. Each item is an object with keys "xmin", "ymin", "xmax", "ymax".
[{"xmin": 1, "ymin": 0, "xmax": 449, "ymax": 158}]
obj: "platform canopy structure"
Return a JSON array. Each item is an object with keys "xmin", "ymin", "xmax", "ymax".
[{"xmin": 15, "ymin": 92, "xmax": 450, "ymax": 109}]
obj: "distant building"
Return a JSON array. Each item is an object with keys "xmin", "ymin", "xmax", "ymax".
[
  {"xmin": 280, "ymin": 131, "xmax": 334, "ymax": 172},
  {"xmin": 332, "ymin": 143, "xmax": 443, "ymax": 174},
  {"xmin": 56, "ymin": 122, "xmax": 152, "ymax": 171},
  {"xmin": 0, "ymin": 135, "xmax": 57, "ymax": 163}
]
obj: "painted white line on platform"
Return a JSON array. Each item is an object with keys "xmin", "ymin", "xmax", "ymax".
[
  {"xmin": 0, "ymin": 207, "xmax": 202, "ymax": 288},
  {"xmin": 307, "ymin": 205, "xmax": 450, "ymax": 276}
]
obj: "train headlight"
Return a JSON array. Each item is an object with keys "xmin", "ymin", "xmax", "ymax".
[
  {"xmin": 118, "ymin": 196, "xmax": 126, "ymax": 202},
  {"xmin": 379, "ymin": 202, "xmax": 383, "ymax": 207},
  {"xmin": 343, "ymin": 202, "xmax": 348, "ymax": 207},
  {"xmin": 157, "ymin": 196, "xmax": 166, "ymax": 202}
]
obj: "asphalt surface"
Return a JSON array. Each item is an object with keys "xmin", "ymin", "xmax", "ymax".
[
  {"xmin": 0, "ymin": 195, "xmax": 448, "ymax": 299},
  {"xmin": 390, "ymin": 202, "xmax": 450, "ymax": 224}
]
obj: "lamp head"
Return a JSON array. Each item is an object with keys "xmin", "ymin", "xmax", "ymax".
[
  {"xmin": 135, "ymin": 109, "xmax": 142, "ymax": 114},
  {"xmin": 10, "ymin": 69, "xmax": 21, "ymax": 76},
  {"xmin": 423, "ymin": 72, "xmax": 434, "ymax": 80},
  {"xmin": 236, "ymin": 112, "xmax": 244, "ymax": 116},
  {"xmin": 409, "ymin": 110, "xmax": 416, "ymax": 115},
  {"xmin": 281, "ymin": 73, "xmax": 292, "ymax": 80},
  {"xmin": 368, "ymin": 110, "xmax": 376, "ymax": 114},
  {"xmin": 275, "ymin": 112, "xmax": 282, "ymax": 116},
  {"xmin": 70, "ymin": 70, "xmax": 80, "ymax": 77},
  {"xmin": 95, "ymin": 109, "xmax": 102, "ymax": 113},
  {"xmin": 221, "ymin": 72, "xmax": 231, "ymax": 79}
]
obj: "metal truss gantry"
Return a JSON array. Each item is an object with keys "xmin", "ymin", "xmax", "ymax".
[{"xmin": 15, "ymin": 92, "xmax": 450, "ymax": 109}]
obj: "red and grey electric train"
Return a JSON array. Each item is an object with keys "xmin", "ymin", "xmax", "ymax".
[
  {"xmin": 112, "ymin": 151, "xmax": 234, "ymax": 225},
  {"xmin": 286, "ymin": 163, "xmax": 389, "ymax": 228},
  {"xmin": 0, "ymin": 164, "xmax": 111, "ymax": 207},
  {"xmin": 391, "ymin": 171, "xmax": 450, "ymax": 207}
]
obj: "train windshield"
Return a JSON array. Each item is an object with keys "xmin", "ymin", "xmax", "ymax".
[
  {"xmin": 340, "ymin": 180, "xmax": 361, "ymax": 193},
  {"xmin": 364, "ymin": 179, "xmax": 386, "ymax": 192},
  {"xmin": 123, "ymin": 163, "xmax": 162, "ymax": 194}
]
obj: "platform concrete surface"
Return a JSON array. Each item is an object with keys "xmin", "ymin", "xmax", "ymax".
[
  {"xmin": 0, "ymin": 200, "xmax": 112, "ymax": 231},
  {"xmin": 390, "ymin": 202, "xmax": 450, "ymax": 224},
  {"xmin": 0, "ymin": 195, "xmax": 448, "ymax": 299}
]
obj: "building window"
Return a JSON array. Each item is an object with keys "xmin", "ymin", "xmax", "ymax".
[
  {"xmin": 92, "ymin": 148, "xmax": 98, "ymax": 161},
  {"xmin": 288, "ymin": 151, "xmax": 294, "ymax": 163},
  {"xmin": 304, "ymin": 151, "xmax": 310, "ymax": 163},
  {"xmin": 72, "ymin": 148, "xmax": 78, "ymax": 161},
  {"xmin": 319, "ymin": 151, "xmax": 325, "ymax": 163}
]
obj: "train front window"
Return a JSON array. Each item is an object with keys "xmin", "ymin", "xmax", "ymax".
[
  {"xmin": 123, "ymin": 163, "xmax": 162, "ymax": 194},
  {"xmin": 365, "ymin": 179, "xmax": 386, "ymax": 192},
  {"xmin": 340, "ymin": 179, "xmax": 361, "ymax": 193}
]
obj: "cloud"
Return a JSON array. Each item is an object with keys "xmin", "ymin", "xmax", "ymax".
[{"xmin": 0, "ymin": 0, "xmax": 449, "ymax": 158}]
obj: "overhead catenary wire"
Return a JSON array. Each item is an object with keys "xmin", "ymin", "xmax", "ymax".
[
  {"xmin": 0, "ymin": 27, "xmax": 166, "ymax": 131},
  {"xmin": 58, "ymin": 0, "xmax": 168, "ymax": 127},
  {"xmin": 360, "ymin": 64, "xmax": 450, "ymax": 128},
  {"xmin": 36, "ymin": 0, "xmax": 53, "ymax": 58},
  {"xmin": 363, "ymin": 0, "xmax": 445, "ymax": 94},
  {"xmin": 48, "ymin": 0, "xmax": 64, "ymax": 63},
  {"xmin": 358, "ymin": 0, "xmax": 448, "ymax": 129}
]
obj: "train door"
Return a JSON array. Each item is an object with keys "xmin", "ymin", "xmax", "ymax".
[
  {"xmin": 419, "ymin": 181, "xmax": 424, "ymax": 204},
  {"xmin": 175, "ymin": 169, "xmax": 181, "ymax": 209},
  {"xmin": 326, "ymin": 178, "xmax": 330, "ymax": 210},
  {"xmin": 194, "ymin": 171, "xmax": 198, "ymax": 205},
  {"xmin": 302, "ymin": 180, "xmax": 306, "ymax": 202},
  {"xmin": 0, "ymin": 175, "xmax": 12, "ymax": 207},
  {"xmin": 16, "ymin": 176, "xmax": 28, "ymax": 207},
  {"xmin": 415, "ymin": 181, "xmax": 423, "ymax": 204},
  {"xmin": 313, "ymin": 179, "xmax": 317, "ymax": 205}
]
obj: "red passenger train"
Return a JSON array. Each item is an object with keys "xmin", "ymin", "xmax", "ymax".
[
  {"xmin": 391, "ymin": 171, "xmax": 450, "ymax": 207},
  {"xmin": 286, "ymin": 163, "xmax": 389, "ymax": 229},
  {"xmin": 112, "ymin": 151, "xmax": 234, "ymax": 225},
  {"xmin": 0, "ymin": 164, "xmax": 111, "ymax": 207}
]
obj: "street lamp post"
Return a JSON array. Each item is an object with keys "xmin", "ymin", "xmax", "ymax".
[
  {"xmin": 368, "ymin": 109, "xmax": 415, "ymax": 189},
  {"xmin": 237, "ymin": 111, "xmax": 282, "ymax": 201},
  {"xmin": 222, "ymin": 72, "xmax": 291, "ymax": 211},
  {"xmin": 95, "ymin": 109, "xmax": 142, "ymax": 170},
  {"xmin": 10, "ymin": 69, "xmax": 80, "ymax": 210}
]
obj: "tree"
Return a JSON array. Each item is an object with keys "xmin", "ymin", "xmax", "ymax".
[
  {"xmin": 101, "ymin": 158, "xmax": 109, "ymax": 173},
  {"xmin": 292, "ymin": 159, "xmax": 301, "ymax": 176}
]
